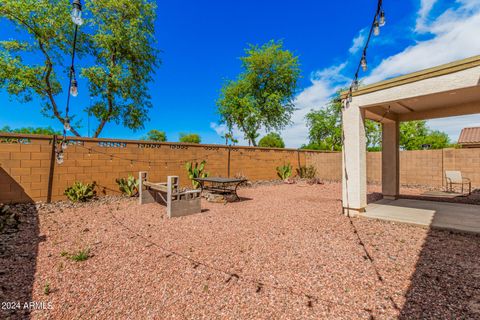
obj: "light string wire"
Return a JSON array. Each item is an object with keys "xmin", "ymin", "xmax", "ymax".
[
  {"xmin": 346, "ymin": 0, "xmax": 385, "ymax": 102},
  {"xmin": 56, "ymin": 1, "xmax": 83, "ymax": 163},
  {"xmin": 341, "ymin": 0, "xmax": 399, "ymax": 314}
]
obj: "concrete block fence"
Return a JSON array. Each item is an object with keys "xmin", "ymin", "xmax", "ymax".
[{"xmin": 0, "ymin": 133, "xmax": 479, "ymax": 203}]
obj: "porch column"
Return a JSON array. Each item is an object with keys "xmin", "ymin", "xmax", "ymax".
[
  {"xmin": 381, "ymin": 121, "xmax": 400, "ymax": 199},
  {"xmin": 342, "ymin": 102, "xmax": 367, "ymax": 215}
]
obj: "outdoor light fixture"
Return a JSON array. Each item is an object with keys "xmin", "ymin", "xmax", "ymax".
[
  {"xmin": 361, "ymin": 55, "xmax": 368, "ymax": 72},
  {"xmin": 71, "ymin": 0, "xmax": 84, "ymax": 26},
  {"xmin": 56, "ymin": 153, "xmax": 64, "ymax": 165},
  {"xmin": 64, "ymin": 117, "xmax": 71, "ymax": 131},
  {"xmin": 373, "ymin": 20, "xmax": 380, "ymax": 36},
  {"xmin": 379, "ymin": 10, "xmax": 386, "ymax": 26},
  {"xmin": 70, "ymin": 78, "xmax": 79, "ymax": 97},
  {"xmin": 61, "ymin": 141, "xmax": 68, "ymax": 150},
  {"xmin": 353, "ymin": 79, "xmax": 359, "ymax": 90}
]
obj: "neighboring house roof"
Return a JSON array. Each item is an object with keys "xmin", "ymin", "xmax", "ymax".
[{"xmin": 458, "ymin": 127, "xmax": 480, "ymax": 145}]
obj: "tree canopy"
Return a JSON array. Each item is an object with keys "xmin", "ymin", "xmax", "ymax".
[
  {"xmin": 258, "ymin": 132, "xmax": 285, "ymax": 148},
  {"xmin": 400, "ymin": 121, "xmax": 450, "ymax": 150},
  {"xmin": 303, "ymin": 91, "xmax": 381, "ymax": 151},
  {"xmin": 0, "ymin": 126, "xmax": 60, "ymax": 135},
  {"xmin": 179, "ymin": 133, "xmax": 201, "ymax": 144},
  {"xmin": 217, "ymin": 40, "xmax": 300, "ymax": 146},
  {"xmin": 303, "ymin": 90, "xmax": 450, "ymax": 151},
  {"xmin": 0, "ymin": 0, "xmax": 158, "ymax": 138},
  {"xmin": 143, "ymin": 129, "xmax": 166, "ymax": 142}
]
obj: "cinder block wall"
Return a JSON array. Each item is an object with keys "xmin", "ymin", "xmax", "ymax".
[
  {"xmin": 308, "ymin": 148, "xmax": 480, "ymax": 188},
  {"xmin": 1, "ymin": 133, "xmax": 479, "ymax": 203},
  {"xmin": 0, "ymin": 134, "xmax": 310, "ymax": 203}
]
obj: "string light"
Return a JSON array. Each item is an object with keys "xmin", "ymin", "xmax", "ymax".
[
  {"xmin": 71, "ymin": 0, "xmax": 84, "ymax": 26},
  {"xmin": 373, "ymin": 20, "xmax": 380, "ymax": 36},
  {"xmin": 56, "ymin": 0, "xmax": 84, "ymax": 165},
  {"xmin": 346, "ymin": 0, "xmax": 385, "ymax": 102},
  {"xmin": 56, "ymin": 152, "xmax": 64, "ymax": 165},
  {"xmin": 361, "ymin": 54, "xmax": 368, "ymax": 72},
  {"xmin": 63, "ymin": 117, "xmax": 71, "ymax": 132},
  {"xmin": 379, "ymin": 10, "xmax": 386, "ymax": 27},
  {"xmin": 70, "ymin": 78, "xmax": 79, "ymax": 97}
]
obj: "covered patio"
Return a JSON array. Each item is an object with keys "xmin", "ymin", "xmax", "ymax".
[{"xmin": 341, "ymin": 55, "xmax": 480, "ymax": 233}]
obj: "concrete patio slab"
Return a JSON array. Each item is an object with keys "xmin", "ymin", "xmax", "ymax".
[{"xmin": 365, "ymin": 198, "xmax": 480, "ymax": 233}]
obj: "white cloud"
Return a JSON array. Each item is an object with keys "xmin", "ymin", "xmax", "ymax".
[
  {"xmin": 416, "ymin": 0, "xmax": 439, "ymax": 32},
  {"xmin": 349, "ymin": 28, "xmax": 367, "ymax": 54},
  {"xmin": 366, "ymin": 2, "xmax": 480, "ymax": 83},
  {"xmin": 211, "ymin": 1, "xmax": 480, "ymax": 147},
  {"xmin": 428, "ymin": 114, "xmax": 480, "ymax": 141},
  {"xmin": 280, "ymin": 62, "xmax": 349, "ymax": 147}
]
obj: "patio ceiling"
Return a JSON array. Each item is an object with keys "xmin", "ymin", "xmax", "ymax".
[{"xmin": 343, "ymin": 55, "xmax": 480, "ymax": 123}]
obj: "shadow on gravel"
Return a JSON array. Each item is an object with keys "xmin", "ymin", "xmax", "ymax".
[
  {"xmin": 0, "ymin": 168, "xmax": 41, "ymax": 319},
  {"xmin": 399, "ymin": 227, "xmax": 480, "ymax": 319}
]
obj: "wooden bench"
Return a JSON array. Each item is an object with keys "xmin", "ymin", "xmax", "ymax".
[{"xmin": 139, "ymin": 172, "xmax": 201, "ymax": 218}]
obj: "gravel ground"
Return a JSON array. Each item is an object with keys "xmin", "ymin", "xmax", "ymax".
[{"xmin": 1, "ymin": 183, "xmax": 479, "ymax": 319}]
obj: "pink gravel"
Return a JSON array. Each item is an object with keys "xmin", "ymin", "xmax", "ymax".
[{"xmin": 1, "ymin": 183, "xmax": 479, "ymax": 319}]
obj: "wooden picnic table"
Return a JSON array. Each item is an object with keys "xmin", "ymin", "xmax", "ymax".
[{"xmin": 193, "ymin": 177, "xmax": 247, "ymax": 200}]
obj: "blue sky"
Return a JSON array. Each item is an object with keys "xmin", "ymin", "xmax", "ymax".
[{"xmin": 1, "ymin": 0, "xmax": 480, "ymax": 146}]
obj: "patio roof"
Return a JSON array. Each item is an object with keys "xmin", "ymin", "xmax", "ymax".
[
  {"xmin": 341, "ymin": 55, "xmax": 480, "ymax": 214},
  {"xmin": 342, "ymin": 55, "xmax": 480, "ymax": 123}
]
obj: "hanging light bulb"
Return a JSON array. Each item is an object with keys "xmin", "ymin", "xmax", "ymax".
[
  {"xmin": 71, "ymin": 0, "xmax": 84, "ymax": 26},
  {"xmin": 373, "ymin": 20, "xmax": 380, "ymax": 36},
  {"xmin": 353, "ymin": 79, "xmax": 359, "ymax": 91},
  {"xmin": 56, "ymin": 152, "xmax": 64, "ymax": 164},
  {"xmin": 70, "ymin": 79, "xmax": 78, "ymax": 97},
  {"xmin": 61, "ymin": 141, "xmax": 68, "ymax": 150},
  {"xmin": 379, "ymin": 10, "xmax": 386, "ymax": 27},
  {"xmin": 64, "ymin": 117, "xmax": 71, "ymax": 131},
  {"xmin": 361, "ymin": 55, "xmax": 368, "ymax": 72}
]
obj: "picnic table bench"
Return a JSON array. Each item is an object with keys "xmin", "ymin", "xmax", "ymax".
[
  {"xmin": 139, "ymin": 172, "xmax": 201, "ymax": 218},
  {"xmin": 193, "ymin": 177, "xmax": 247, "ymax": 201}
]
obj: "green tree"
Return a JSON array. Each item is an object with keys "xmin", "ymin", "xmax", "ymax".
[
  {"xmin": 400, "ymin": 121, "xmax": 450, "ymax": 150},
  {"xmin": 179, "ymin": 133, "xmax": 201, "ymax": 144},
  {"xmin": 304, "ymin": 90, "xmax": 381, "ymax": 151},
  {"xmin": 143, "ymin": 129, "xmax": 166, "ymax": 142},
  {"xmin": 217, "ymin": 40, "xmax": 301, "ymax": 146},
  {"xmin": 304, "ymin": 91, "xmax": 451, "ymax": 151},
  {"xmin": 0, "ymin": 126, "xmax": 60, "ymax": 135},
  {"xmin": 0, "ymin": 0, "xmax": 158, "ymax": 138},
  {"xmin": 258, "ymin": 132, "xmax": 285, "ymax": 148}
]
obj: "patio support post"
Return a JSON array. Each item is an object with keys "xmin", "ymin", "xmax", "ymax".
[
  {"xmin": 382, "ymin": 121, "xmax": 400, "ymax": 199},
  {"xmin": 342, "ymin": 102, "xmax": 367, "ymax": 215}
]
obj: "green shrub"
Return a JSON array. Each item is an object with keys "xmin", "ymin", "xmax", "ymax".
[
  {"xmin": 179, "ymin": 133, "xmax": 201, "ymax": 144},
  {"xmin": 185, "ymin": 160, "xmax": 209, "ymax": 189},
  {"xmin": 116, "ymin": 175, "xmax": 139, "ymax": 197},
  {"xmin": 276, "ymin": 163, "xmax": 292, "ymax": 180},
  {"xmin": 70, "ymin": 248, "xmax": 90, "ymax": 262},
  {"xmin": 258, "ymin": 133, "xmax": 285, "ymax": 148},
  {"xmin": 44, "ymin": 282, "xmax": 51, "ymax": 295},
  {"xmin": 296, "ymin": 165, "xmax": 317, "ymax": 179},
  {"xmin": 64, "ymin": 181, "xmax": 96, "ymax": 202}
]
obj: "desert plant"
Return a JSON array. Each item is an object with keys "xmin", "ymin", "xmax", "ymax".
[
  {"xmin": 185, "ymin": 160, "xmax": 209, "ymax": 189},
  {"xmin": 296, "ymin": 165, "xmax": 317, "ymax": 179},
  {"xmin": 64, "ymin": 182, "xmax": 97, "ymax": 203},
  {"xmin": 276, "ymin": 163, "xmax": 292, "ymax": 180},
  {"xmin": 44, "ymin": 282, "xmax": 51, "ymax": 295},
  {"xmin": 70, "ymin": 249, "xmax": 91, "ymax": 262},
  {"xmin": 116, "ymin": 175, "xmax": 139, "ymax": 197}
]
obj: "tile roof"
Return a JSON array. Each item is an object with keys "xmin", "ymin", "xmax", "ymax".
[{"xmin": 458, "ymin": 127, "xmax": 480, "ymax": 145}]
